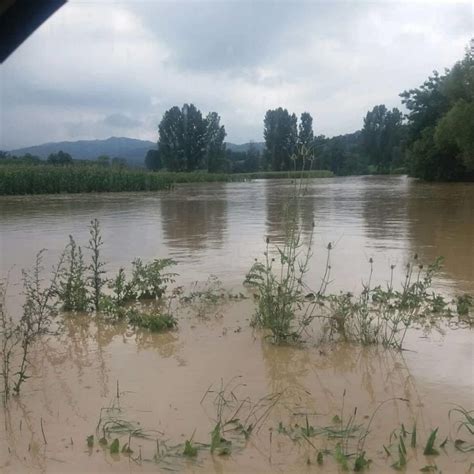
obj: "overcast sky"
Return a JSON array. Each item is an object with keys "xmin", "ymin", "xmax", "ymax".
[{"xmin": 1, "ymin": 0, "xmax": 471, "ymax": 149}]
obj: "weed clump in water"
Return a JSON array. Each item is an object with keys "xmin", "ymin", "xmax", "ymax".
[
  {"xmin": 245, "ymin": 147, "xmax": 320, "ymax": 344},
  {"xmin": 127, "ymin": 310, "xmax": 177, "ymax": 332},
  {"xmin": 322, "ymin": 256, "xmax": 453, "ymax": 349},
  {"xmin": 247, "ymin": 195, "xmax": 460, "ymax": 349}
]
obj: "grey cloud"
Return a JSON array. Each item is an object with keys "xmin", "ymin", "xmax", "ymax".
[
  {"xmin": 134, "ymin": 2, "xmax": 366, "ymax": 73},
  {"xmin": 1, "ymin": 76, "xmax": 151, "ymax": 110},
  {"xmin": 103, "ymin": 113, "xmax": 142, "ymax": 128},
  {"xmin": 1, "ymin": 0, "xmax": 472, "ymax": 149}
]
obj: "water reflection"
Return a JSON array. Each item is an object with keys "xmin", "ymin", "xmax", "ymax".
[
  {"xmin": 259, "ymin": 338, "xmax": 426, "ymax": 436},
  {"xmin": 361, "ymin": 176, "xmax": 410, "ymax": 244},
  {"xmin": 0, "ymin": 177, "xmax": 472, "ymax": 295},
  {"xmin": 159, "ymin": 184, "xmax": 228, "ymax": 252},
  {"xmin": 406, "ymin": 182, "xmax": 474, "ymax": 291},
  {"xmin": 265, "ymin": 180, "xmax": 317, "ymax": 243},
  {"xmin": 134, "ymin": 329, "xmax": 180, "ymax": 357}
]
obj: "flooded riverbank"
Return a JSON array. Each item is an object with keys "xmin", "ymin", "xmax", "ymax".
[
  {"xmin": 1, "ymin": 176, "xmax": 473, "ymax": 472},
  {"xmin": 0, "ymin": 299, "xmax": 472, "ymax": 473},
  {"xmin": 1, "ymin": 176, "xmax": 473, "ymax": 294}
]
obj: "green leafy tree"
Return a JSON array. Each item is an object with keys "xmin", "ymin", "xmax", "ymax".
[
  {"xmin": 263, "ymin": 108, "xmax": 298, "ymax": 171},
  {"xmin": 144, "ymin": 149, "xmax": 162, "ymax": 170},
  {"xmin": 244, "ymin": 142, "xmax": 260, "ymax": 172},
  {"xmin": 362, "ymin": 105, "xmax": 404, "ymax": 172},
  {"xmin": 158, "ymin": 106, "xmax": 185, "ymax": 171},
  {"xmin": 204, "ymin": 112, "xmax": 227, "ymax": 172},
  {"xmin": 401, "ymin": 39, "xmax": 473, "ymax": 181},
  {"xmin": 298, "ymin": 112, "xmax": 314, "ymax": 148},
  {"xmin": 47, "ymin": 150, "xmax": 72, "ymax": 165},
  {"xmin": 313, "ymin": 132, "xmax": 369, "ymax": 176},
  {"xmin": 435, "ymin": 100, "xmax": 474, "ymax": 172},
  {"xmin": 298, "ymin": 112, "xmax": 314, "ymax": 169},
  {"xmin": 182, "ymin": 103, "xmax": 207, "ymax": 171},
  {"xmin": 158, "ymin": 104, "xmax": 207, "ymax": 171}
]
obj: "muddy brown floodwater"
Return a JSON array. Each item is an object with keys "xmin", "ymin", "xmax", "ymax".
[{"xmin": 0, "ymin": 176, "xmax": 473, "ymax": 473}]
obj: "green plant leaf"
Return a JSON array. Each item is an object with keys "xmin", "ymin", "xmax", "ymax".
[
  {"xmin": 423, "ymin": 428, "xmax": 439, "ymax": 456},
  {"xmin": 334, "ymin": 443, "xmax": 349, "ymax": 471},
  {"xmin": 183, "ymin": 439, "xmax": 198, "ymax": 457},
  {"xmin": 400, "ymin": 434, "xmax": 407, "ymax": 455},
  {"xmin": 411, "ymin": 423, "xmax": 417, "ymax": 448},
  {"xmin": 210, "ymin": 422, "xmax": 221, "ymax": 454},
  {"xmin": 354, "ymin": 451, "xmax": 371, "ymax": 471},
  {"xmin": 420, "ymin": 465, "xmax": 437, "ymax": 472},
  {"xmin": 110, "ymin": 438, "xmax": 119, "ymax": 454}
]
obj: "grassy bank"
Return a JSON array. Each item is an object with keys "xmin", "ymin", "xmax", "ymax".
[{"xmin": 0, "ymin": 165, "xmax": 333, "ymax": 195}]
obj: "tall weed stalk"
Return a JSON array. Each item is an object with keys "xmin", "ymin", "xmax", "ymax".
[
  {"xmin": 245, "ymin": 147, "xmax": 318, "ymax": 343},
  {"xmin": 87, "ymin": 219, "xmax": 107, "ymax": 312},
  {"xmin": 0, "ymin": 251, "xmax": 62, "ymax": 400},
  {"xmin": 57, "ymin": 235, "xmax": 89, "ymax": 311}
]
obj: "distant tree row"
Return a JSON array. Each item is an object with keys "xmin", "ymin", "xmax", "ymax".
[
  {"xmin": 0, "ymin": 150, "xmax": 127, "ymax": 168},
  {"xmin": 226, "ymin": 142, "xmax": 261, "ymax": 173},
  {"xmin": 149, "ymin": 105, "xmax": 399, "ymax": 175}
]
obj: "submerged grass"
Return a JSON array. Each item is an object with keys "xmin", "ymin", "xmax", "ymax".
[
  {"xmin": 277, "ymin": 391, "xmax": 412, "ymax": 472},
  {"xmin": 86, "ymin": 379, "xmax": 281, "ymax": 470},
  {"xmin": 278, "ymin": 396, "xmax": 474, "ymax": 472},
  {"xmin": 449, "ymin": 405, "xmax": 474, "ymax": 453}
]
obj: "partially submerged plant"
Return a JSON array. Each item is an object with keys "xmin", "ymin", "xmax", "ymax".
[
  {"xmin": 57, "ymin": 235, "xmax": 89, "ymax": 312},
  {"xmin": 323, "ymin": 256, "xmax": 450, "ymax": 349},
  {"xmin": 87, "ymin": 219, "xmax": 107, "ymax": 312},
  {"xmin": 127, "ymin": 258, "xmax": 177, "ymax": 300},
  {"xmin": 127, "ymin": 310, "xmax": 177, "ymax": 332},
  {"xmin": 449, "ymin": 405, "xmax": 474, "ymax": 453},
  {"xmin": 0, "ymin": 277, "xmax": 18, "ymax": 403},
  {"xmin": 455, "ymin": 294, "xmax": 473, "ymax": 318},
  {"xmin": 201, "ymin": 377, "xmax": 282, "ymax": 455},
  {"xmin": 244, "ymin": 147, "xmax": 321, "ymax": 343},
  {"xmin": 278, "ymin": 393, "xmax": 410, "ymax": 472},
  {"xmin": 95, "ymin": 385, "xmax": 157, "ymax": 453},
  {"xmin": 1, "ymin": 251, "xmax": 62, "ymax": 400}
]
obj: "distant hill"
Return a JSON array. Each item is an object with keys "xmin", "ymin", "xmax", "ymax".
[
  {"xmin": 9, "ymin": 137, "xmax": 157, "ymax": 167},
  {"xmin": 226, "ymin": 142, "xmax": 265, "ymax": 153},
  {"xmin": 8, "ymin": 137, "xmax": 266, "ymax": 166}
]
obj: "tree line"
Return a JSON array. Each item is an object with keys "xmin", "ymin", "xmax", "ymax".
[
  {"xmin": 0, "ymin": 150, "xmax": 128, "ymax": 168},
  {"xmin": 2, "ymin": 40, "xmax": 471, "ymax": 181},
  {"xmin": 149, "ymin": 39, "xmax": 472, "ymax": 181}
]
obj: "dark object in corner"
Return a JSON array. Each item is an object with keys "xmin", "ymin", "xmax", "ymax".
[{"xmin": 0, "ymin": 0, "xmax": 67, "ymax": 63}]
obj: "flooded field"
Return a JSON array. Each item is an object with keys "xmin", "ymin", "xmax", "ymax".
[{"xmin": 1, "ymin": 176, "xmax": 473, "ymax": 473}]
